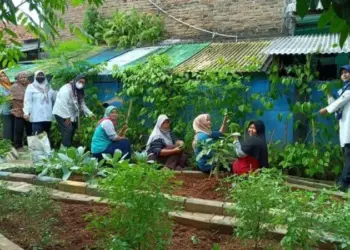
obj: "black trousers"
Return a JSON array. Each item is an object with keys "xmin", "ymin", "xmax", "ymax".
[
  {"xmin": 339, "ymin": 144, "xmax": 350, "ymax": 191},
  {"xmin": 55, "ymin": 115, "xmax": 77, "ymax": 148},
  {"xmin": 1, "ymin": 114, "xmax": 14, "ymax": 142},
  {"xmin": 14, "ymin": 117, "xmax": 32, "ymax": 148}
]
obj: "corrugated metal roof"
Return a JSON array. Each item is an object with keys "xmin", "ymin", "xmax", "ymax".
[
  {"xmin": 124, "ymin": 46, "xmax": 170, "ymax": 68},
  {"xmin": 264, "ymin": 34, "xmax": 350, "ymax": 55},
  {"xmin": 103, "ymin": 46, "xmax": 162, "ymax": 73},
  {"xmin": 175, "ymin": 41, "xmax": 270, "ymax": 72},
  {"xmin": 87, "ymin": 48, "xmax": 127, "ymax": 65},
  {"xmin": 4, "ymin": 64, "xmax": 37, "ymax": 82},
  {"xmin": 162, "ymin": 43, "xmax": 209, "ymax": 68}
]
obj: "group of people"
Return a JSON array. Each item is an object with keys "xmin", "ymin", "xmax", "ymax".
[
  {"xmin": 2, "ymin": 65, "xmax": 350, "ymax": 187},
  {"xmin": 0, "ymin": 70, "xmax": 94, "ymax": 151},
  {"xmin": 90, "ymin": 104, "xmax": 268, "ymax": 175}
]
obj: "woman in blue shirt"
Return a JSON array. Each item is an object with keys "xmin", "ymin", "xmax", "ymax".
[
  {"xmin": 91, "ymin": 106, "xmax": 131, "ymax": 159},
  {"xmin": 192, "ymin": 114, "xmax": 228, "ymax": 173}
]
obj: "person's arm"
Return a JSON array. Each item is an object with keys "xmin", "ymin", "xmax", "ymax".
[
  {"xmin": 81, "ymin": 100, "xmax": 93, "ymax": 117},
  {"xmin": 234, "ymin": 140, "xmax": 247, "ymax": 157},
  {"xmin": 159, "ymin": 147, "xmax": 182, "ymax": 156},
  {"xmin": 23, "ymin": 86, "xmax": 32, "ymax": 119},
  {"xmin": 325, "ymin": 91, "xmax": 350, "ymax": 114},
  {"xmin": 101, "ymin": 120, "xmax": 125, "ymax": 141},
  {"xmin": 149, "ymin": 139, "xmax": 182, "ymax": 157},
  {"xmin": 219, "ymin": 115, "xmax": 229, "ymax": 133}
]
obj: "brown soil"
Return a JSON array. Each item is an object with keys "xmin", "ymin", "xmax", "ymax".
[
  {"xmin": 171, "ymin": 173, "xmax": 229, "ymax": 201},
  {"xmin": 1, "ymin": 202, "xmax": 281, "ymax": 250}
]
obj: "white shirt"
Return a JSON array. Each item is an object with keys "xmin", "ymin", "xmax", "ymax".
[
  {"xmin": 52, "ymin": 84, "xmax": 93, "ymax": 122},
  {"xmin": 326, "ymin": 88, "xmax": 350, "ymax": 147},
  {"xmin": 23, "ymin": 84, "xmax": 56, "ymax": 122}
]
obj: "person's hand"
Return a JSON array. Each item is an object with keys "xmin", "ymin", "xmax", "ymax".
[
  {"xmin": 223, "ymin": 114, "xmax": 229, "ymax": 123},
  {"xmin": 23, "ymin": 115, "xmax": 30, "ymax": 121},
  {"xmin": 174, "ymin": 147, "xmax": 183, "ymax": 153},
  {"xmin": 176, "ymin": 140, "xmax": 184, "ymax": 147},
  {"xmin": 65, "ymin": 118, "xmax": 71, "ymax": 126},
  {"xmin": 319, "ymin": 108, "xmax": 328, "ymax": 115}
]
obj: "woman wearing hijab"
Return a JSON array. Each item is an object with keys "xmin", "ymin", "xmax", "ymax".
[
  {"xmin": 23, "ymin": 70, "xmax": 56, "ymax": 136},
  {"xmin": 232, "ymin": 120, "xmax": 269, "ymax": 175},
  {"xmin": 146, "ymin": 114, "xmax": 187, "ymax": 170},
  {"xmin": 9, "ymin": 72, "xmax": 32, "ymax": 150},
  {"xmin": 91, "ymin": 106, "xmax": 131, "ymax": 159},
  {"xmin": 53, "ymin": 74, "xmax": 94, "ymax": 147},
  {"xmin": 0, "ymin": 70, "xmax": 14, "ymax": 141},
  {"xmin": 193, "ymin": 114, "xmax": 228, "ymax": 173}
]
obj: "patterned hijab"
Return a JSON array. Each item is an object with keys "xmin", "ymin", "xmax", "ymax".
[
  {"xmin": 98, "ymin": 106, "xmax": 117, "ymax": 126},
  {"xmin": 0, "ymin": 70, "xmax": 11, "ymax": 90}
]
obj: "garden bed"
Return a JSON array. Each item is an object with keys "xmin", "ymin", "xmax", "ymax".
[{"xmin": 0, "ymin": 201, "xmax": 281, "ymax": 250}]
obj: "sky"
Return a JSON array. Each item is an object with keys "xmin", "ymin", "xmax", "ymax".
[{"xmin": 12, "ymin": 0, "xmax": 40, "ymax": 25}]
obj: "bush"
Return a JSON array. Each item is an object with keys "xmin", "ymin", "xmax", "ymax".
[
  {"xmin": 100, "ymin": 9, "xmax": 164, "ymax": 48},
  {"xmin": 88, "ymin": 150, "xmax": 176, "ymax": 249},
  {"xmin": 83, "ymin": 7, "xmax": 107, "ymax": 44},
  {"xmin": 227, "ymin": 168, "xmax": 287, "ymax": 249}
]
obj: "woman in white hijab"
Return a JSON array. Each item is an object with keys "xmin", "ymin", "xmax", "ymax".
[
  {"xmin": 146, "ymin": 114, "xmax": 187, "ymax": 169},
  {"xmin": 23, "ymin": 70, "xmax": 56, "ymax": 136}
]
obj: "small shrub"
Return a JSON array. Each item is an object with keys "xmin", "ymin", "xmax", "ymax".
[
  {"xmin": 227, "ymin": 168, "xmax": 287, "ymax": 249},
  {"xmin": 88, "ymin": 150, "xmax": 176, "ymax": 250},
  {"xmin": 83, "ymin": 6, "xmax": 107, "ymax": 44},
  {"xmin": 0, "ymin": 138, "xmax": 12, "ymax": 158},
  {"xmin": 100, "ymin": 9, "xmax": 164, "ymax": 48}
]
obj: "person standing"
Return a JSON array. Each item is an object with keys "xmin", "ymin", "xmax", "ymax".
[
  {"xmin": 320, "ymin": 65, "xmax": 350, "ymax": 191},
  {"xmin": 52, "ymin": 74, "xmax": 94, "ymax": 147},
  {"xmin": 10, "ymin": 72, "xmax": 32, "ymax": 150},
  {"xmin": 23, "ymin": 70, "xmax": 55, "ymax": 137},
  {"xmin": 0, "ymin": 70, "xmax": 14, "ymax": 142}
]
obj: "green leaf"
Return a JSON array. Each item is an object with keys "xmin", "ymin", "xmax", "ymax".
[{"xmin": 296, "ymin": 0, "xmax": 309, "ymax": 18}]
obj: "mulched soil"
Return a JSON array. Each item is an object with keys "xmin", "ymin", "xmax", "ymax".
[
  {"xmin": 0, "ymin": 202, "xmax": 281, "ymax": 250},
  {"xmin": 171, "ymin": 173, "xmax": 229, "ymax": 201}
]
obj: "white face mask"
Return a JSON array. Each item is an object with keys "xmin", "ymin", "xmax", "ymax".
[{"xmin": 75, "ymin": 82, "xmax": 84, "ymax": 89}]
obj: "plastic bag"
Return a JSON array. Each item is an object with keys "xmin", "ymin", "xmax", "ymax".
[{"xmin": 27, "ymin": 132, "xmax": 51, "ymax": 162}]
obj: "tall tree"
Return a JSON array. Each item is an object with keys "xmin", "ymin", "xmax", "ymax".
[{"xmin": 0, "ymin": 0, "xmax": 104, "ymax": 68}]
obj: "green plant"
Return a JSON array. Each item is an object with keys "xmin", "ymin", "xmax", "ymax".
[
  {"xmin": 100, "ymin": 9, "xmax": 164, "ymax": 48},
  {"xmin": 0, "ymin": 185, "xmax": 59, "ymax": 248},
  {"xmin": 0, "ymin": 138, "xmax": 12, "ymax": 158},
  {"xmin": 227, "ymin": 168, "xmax": 287, "ymax": 249},
  {"xmin": 196, "ymin": 133, "xmax": 237, "ymax": 178},
  {"xmin": 88, "ymin": 150, "xmax": 176, "ymax": 250},
  {"xmin": 36, "ymin": 146, "xmax": 106, "ymax": 182},
  {"xmin": 279, "ymin": 190, "xmax": 327, "ymax": 250},
  {"xmin": 83, "ymin": 7, "xmax": 108, "ymax": 44}
]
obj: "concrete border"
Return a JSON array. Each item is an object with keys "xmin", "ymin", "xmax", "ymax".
[{"xmin": 0, "ymin": 234, "xmax": 24, "ymax": 250}]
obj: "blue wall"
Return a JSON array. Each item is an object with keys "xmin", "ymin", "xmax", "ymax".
[{"xmin": 94, "ymin": 73, "xmax": 343, "ymax": 144}]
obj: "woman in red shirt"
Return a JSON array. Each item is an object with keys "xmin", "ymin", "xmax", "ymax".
[{"xmin": 232, "ymin": 120, "xmax": 269, "ymax": 175}]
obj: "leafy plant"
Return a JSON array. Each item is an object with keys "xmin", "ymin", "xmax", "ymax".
[
  {"xmin": 36, "ymin": 146, "xmax": 106, "ymax": 182},
  {"xmin": 88, "ymin": 150, "xmax": 176, "ymax": 250},
  {"xmin": 227, "ymin": 168, "xmax": 287, "ymax": 249},
  {"xmin": 0, "ymin": 138, "xmax": 12, "ymax": 158},
  {"xmin": 196, "ymin": 133, "xmax": 237, "ymax": 178},
  {"xmin": 83, "ymin": 7, "xmax": 108, "ymax": 44},
  {"xmin": 100, "ymin": 9, "xmax": 164, "ymax": 48}
]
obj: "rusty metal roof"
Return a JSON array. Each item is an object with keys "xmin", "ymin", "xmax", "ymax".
[{"xmin": 175, "ymin": 41, "xmax": 271, "ymax": 72}]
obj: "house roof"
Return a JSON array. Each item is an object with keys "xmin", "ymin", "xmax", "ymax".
[
  {"xmin": 175, "ymin": 41, "xmax": 271, "ymax": 72},
  {"xmin": 263, "ymin": 34, "xmax": 350, "ymax": 55},
  {"xmin": 0, "ymin": 23, "xmax": 36, "ymax": 43}
]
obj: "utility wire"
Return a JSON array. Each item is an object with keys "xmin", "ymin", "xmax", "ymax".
[{"xmin": 148, "ymin": 0, "xmax": 238, "ymax": 41}]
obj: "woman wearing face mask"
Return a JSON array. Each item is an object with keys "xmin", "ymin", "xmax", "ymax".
[
  {"xmin": 91, "ymin": 106, "xmax": 131, "ymax": 159},
  {"xmin": 0, "ymin": 70, "xmax": 14, "ymax": 142},
  {"xmin": 193, "ymin": 114, "xmax": 228, "ymax": 173},
  {"xmin": 9, "ymin": 72, "xmax": 32, "ymax": 150},
  {"xmin": 232, "ymin": 120, "xmax": 269, "ymax": 175},
  {"xmin": 146, "ymin": 114, "xmax": 187, "ymax": 170},
  {"xmin": 53, "ymin": 74, "xmax": 93, "ymax": 147},
  {"xmin": 23, "ymin": 70, "xmax": 56, "ymax": 136}
]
